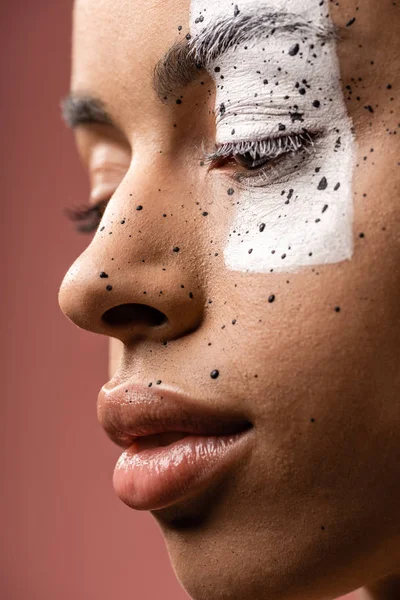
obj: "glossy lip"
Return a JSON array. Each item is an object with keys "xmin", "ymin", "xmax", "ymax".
[
  {"xmin": 113, "ymin": 429, "xmax": 254, "ymax": 511},
  {"xmin": 97, "ymin": 382, "xmax": 254, "ymax": 510},
  {"xmin": 97, "ymin": 382, "xmax": 252, "ymax": 449}
]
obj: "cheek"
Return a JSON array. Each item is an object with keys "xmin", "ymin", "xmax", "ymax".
[
  {"xmin": 109, "ymin": 337, "xmax": 124, "ymax": 379},
  {"xmin": 222, "ymin": 133, "xmax": 355, "ymax": 274}
]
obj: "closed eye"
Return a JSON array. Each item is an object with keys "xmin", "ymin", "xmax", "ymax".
[
  {"xmin": 204, "ymin": 130, "xmax": 320, "ymax": 174},
  {"xmin": 64, "ymin": 198, "xmax": 109, "ymax": 233}
]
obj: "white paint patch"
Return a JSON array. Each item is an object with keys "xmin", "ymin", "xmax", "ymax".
[{"xmin": 190, "ymin": 0, "xmax": 355, "ymax": 273}]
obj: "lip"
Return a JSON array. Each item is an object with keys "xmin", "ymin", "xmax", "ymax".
[{"xmin": 97, "ymin": 382, "xmax": 253, "ymax": 510}]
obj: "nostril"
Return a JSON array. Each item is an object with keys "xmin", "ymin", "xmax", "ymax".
[{"xmin": 102, "ymin": 303, "xmax": 168, "ymax": 328}]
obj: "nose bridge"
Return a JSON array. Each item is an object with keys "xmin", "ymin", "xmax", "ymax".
[{"xmin": 58, "ymin": 169, "xmax": 206, "ymax": 343}]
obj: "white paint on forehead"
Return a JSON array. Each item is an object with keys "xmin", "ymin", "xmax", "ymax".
[{"xmin": 189, "ymin": 0, "xmax": 355, "ymax": 274}]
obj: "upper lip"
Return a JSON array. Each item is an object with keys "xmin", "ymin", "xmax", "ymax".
[{"xmin": 97, "ymin": 382, "xmax": 252, "ymax": 449}]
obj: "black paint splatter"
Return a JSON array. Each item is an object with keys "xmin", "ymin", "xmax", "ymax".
[
  {"xmin": 290, "ymin": 111, "xmax": 304, "ymax": 123},
  {"xmin": 288, "ymin": 43, "xmax": 300, "ymax": 56}
]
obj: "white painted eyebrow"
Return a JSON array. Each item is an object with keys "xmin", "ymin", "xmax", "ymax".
[{"xmin": 188, "ymin": 8, "xmax": 338, "ymax": 65}]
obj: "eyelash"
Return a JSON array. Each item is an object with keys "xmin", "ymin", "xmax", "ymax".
[
  {"xmin": 64, "ymin": 199, "xmax": 108, "ymax": 234},
  {"xmin": 204, "ymin": 130, "xmax": 317, "ymax": 164},
  {"xmin": 66, "ymin": 130, "xmax": 318, "ymax": 234}
]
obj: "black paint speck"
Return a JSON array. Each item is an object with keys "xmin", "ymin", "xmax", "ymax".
[
  {"xmin": 176, "ymin": 99, "xmax": 182, "ymax": 105},
  {"xmin": 322, "ymin": 204, "xmax": 329, "ymax": 213},
  {"xmin": 227, "ymin": 188, "xmax": 235, "ymax": 195},
  {"xmin": 346, "ymin": 17, "xmax": 356, "ymax": 26},
  {"xmin": 334, "ymin": 306, "xmax": 341, "ymax": 313},
  {"xmin": 234, "ymin": 4, "xmax": 240, "ymax": 17},
  {"xmin": 334, "ymin": 182, "xmax": 341, "ymax": 191},
  {"xmin": 312, "ymin": 100, "xmax": 321, "ymax": 108},
  {"xmin": 290, "ymin": 111, "xmax": 304, "ymax": 123},
  {"xmin": 318, "ymin": 177, "xmax": 328, "ymax": 190},
  {"xmin": 288, "ymin": 43, "xmax": 300, "ymax": 56},
  {"xmin": 259, "ymin": 223, "xmax": 266, "ymax": 232},
  {"xmin": 268, "ymin": 294, "xmax": 275, "ymax": 303},
  {"xmin": 136, "ymin": 205, "xmax": 143, "ymax": 211},
  {"xmin": 210, "ymin": 370, "xmax": 219, "ymax": 379},
  {"xmin": 100, "ymin": 272, "xmax": 109, "ymax": 278},
  {"xmin": 106, "ymin": 285, "xmax": 113, "ymax": 292},
  {"xmin": 173, "ymin": 247, "xmax": 180, "ymax": 253}
]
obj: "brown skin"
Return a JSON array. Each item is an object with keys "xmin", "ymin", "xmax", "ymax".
[{"xmin": 58, "ymin": 0, "xmax": 400, "ymax": 599}]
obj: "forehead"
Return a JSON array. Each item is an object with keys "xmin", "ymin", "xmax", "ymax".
[{"xmin": 72, "ymin": 0, "xmax": 191, "ymax": 120}]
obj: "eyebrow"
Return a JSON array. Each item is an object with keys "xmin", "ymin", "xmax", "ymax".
[
  {"xmin": 60, "ymin": 94, "xmax": 115, "ymax": 129},
  {"xmin": 154, "ymin": 9, "xmax": 337, "ymax": 99}
]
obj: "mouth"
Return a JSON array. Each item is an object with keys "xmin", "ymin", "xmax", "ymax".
[
  {"xmin": 97, "ymin": 382, "xmax": 254, "ymax": 511},
  {"xmin": 134, "ymin": 431, "xmax": 189, "ymax": 450}
]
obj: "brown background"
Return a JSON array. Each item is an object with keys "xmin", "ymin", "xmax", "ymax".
[{"xmin": 0, "ymin": 2, "xmax": 358, "ymax": 599}]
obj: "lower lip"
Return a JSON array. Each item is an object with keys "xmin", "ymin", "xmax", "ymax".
[{"xmin": 113, "ymin": 429, "xmax": 253, "ymax": 511}]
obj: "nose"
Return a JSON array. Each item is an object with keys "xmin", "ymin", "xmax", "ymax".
[{"xmin": 58, "ymin": 182, "xmax": 205, "ymax": 344}]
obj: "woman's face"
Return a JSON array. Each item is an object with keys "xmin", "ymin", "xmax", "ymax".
[{"xmin": 59, "ymin": 0, "xmax": 400, "ymax": 599}]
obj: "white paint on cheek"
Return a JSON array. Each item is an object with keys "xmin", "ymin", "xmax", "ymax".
[{"xmin": 190, "ymin": 0, "xmax": 356, "ymax": 273}]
